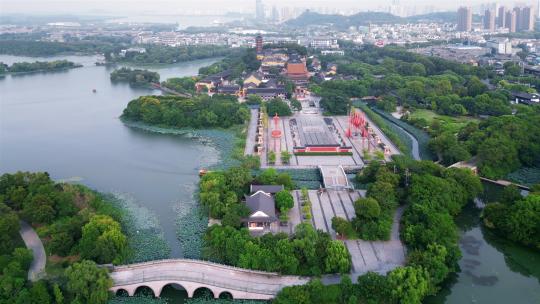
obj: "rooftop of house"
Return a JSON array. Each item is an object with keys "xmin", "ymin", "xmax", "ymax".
[
  {"xmin": 512, "ymin": 91, "xmax": 539, "ymax": 99},
  {"xmin": 246, "ymin": 87, "xmax": 286, "ymax": 95},
  {"xmin": 287, "ymin": 62, "xmax": 309, "ymax": 75},
  {"xmin": 250, "ymin": 185, "xmax": 284, "ymax": 194},
  {"xmin": 245, "ymin": 191, "xmax": 277, "ymax": 223}
]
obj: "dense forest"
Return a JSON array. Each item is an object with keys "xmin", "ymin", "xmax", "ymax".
[
  {"xmin": 110, "ymin": 67, "xmax": 160, "ymax": 87},
  {"xmin": 275, "ymin": 158, "xmax": 483, "ymax": 303},
  {"xmin": 0, "ymin": 172, "xmax": 127, "ymax": 303},
  {"xmin": 111, "ymin": 44, "xmax": 232, "ymax": 65},
  {"xmin": 122, "ymin": 94, "xmax": 250, "ymax": 128},
  {"xmin": 312, "ymin": 45, "xmax": 540, "ymax": 179},
  {"xmin": 0, "ymin": 39, "xmax": 118, "ymax": 57},
  {"xmin": 0, "ymin": 60, "xmax": 81, "ymax": 74},
  {"xmin": 161, "ymin": 76, "xmax": 197, "ymax": 95}
]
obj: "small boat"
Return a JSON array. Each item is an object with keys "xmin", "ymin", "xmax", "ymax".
[
  {"xmin": 199, "ymin": 169, "xmax": 208, "ymax": 177},
  {"xmin": 92, "ymin": 89, "xmax": 97, "ymax": 93}
]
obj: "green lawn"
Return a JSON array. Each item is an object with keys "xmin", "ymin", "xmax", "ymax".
[{"xmin": 409, "ymin": 109, "xmax": 480, "ymax": 135}]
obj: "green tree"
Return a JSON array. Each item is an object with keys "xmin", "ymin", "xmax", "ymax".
[
  {"xmin": 324, "ymin": 240, "xmax": 351, "ymax": 274},
  {"xmin": 65, "ymin": 260, "xmax": 112, "ymax": 304},
  {"xmin": 408, "ymin": 243, "xmax": 450, "ymax": 293},
  {"xmin": 0, "ymin": 203, "xmax": 20, "ymax": 254},
  {"xmin": 290, "ymin": 99, "xmax": 302, "ymax": 111},
  {"xmin": 388, "ymin": 266, "xmax": 430, "ymax": 304},
  {"xmin": 275, "ymin": 190, "xmax": 294, "ymax": 212},
  {"xmin": 28, "ymin": 280, "xmax": 51, "ymax": 304},
  {"xmin": 354, "ymin": 198, "xmax": 381, "ymax": 219},
  {"xmin": 266, "ymin": 98, "xmax": 292, "ymax": 116},
  {"xmin": 79, "ymin": 215, "xmax": 127, "ymax": 264}
]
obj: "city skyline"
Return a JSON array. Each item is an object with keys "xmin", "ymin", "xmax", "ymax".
[{"xmin": 1, "ymin": 0, "xmax": 538, "ymax": 16}]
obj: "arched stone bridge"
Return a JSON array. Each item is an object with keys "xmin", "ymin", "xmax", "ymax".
[{"xmin": 109, "ymin": 259, "xmax": 309, "ymax": 300}]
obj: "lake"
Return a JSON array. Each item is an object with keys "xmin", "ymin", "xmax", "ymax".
[
  {"xmin": 1, "ymin": 54, "xmax": 538, "ymax": 303},
  {"xmin": 0, "ymin": 55, "xmax": 222, "ymax": 258}
]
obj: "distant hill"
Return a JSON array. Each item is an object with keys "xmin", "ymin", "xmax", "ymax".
[
  {"xmin": 285, "ymin": 11, "xmax": 473, "ymax": 28},
  {"xmin": 286, "ymin": 11, "xmax": 403, "ymax": 28}
]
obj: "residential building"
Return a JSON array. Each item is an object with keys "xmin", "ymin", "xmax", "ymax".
[
  {"xmin": 255, "ymin": 0, "xmax": 265, "ymax": 20},
  {"xmin": 309, "ymin": 37, "xmax": 339, "ymax": 49},
  {"xmin": 484, "ymin": 9, "xmax": 496, "ymax": 31},
  {"xmin": 519, "ymin": 6, "xmax": 535, "ymax": 31},
  {"xmin": 498, "ymin": 6, "xmax": 506, "ymax": 28},
  {"xmin": 511, "ymin": 92, "xmax": 540, "ymax": 105},
  {"xmin": 487, "ymin": 39, "xmax": 513, "ymax": 55},
  {"xmin": 457, "ymin": 7, "xmax": 472, "ymax": 32},
  {"xmin": 505, "ymin": 10, "xmax": 517, "ymax": 32}
]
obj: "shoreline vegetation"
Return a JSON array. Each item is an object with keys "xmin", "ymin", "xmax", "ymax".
[
  {"xmin": 110, "ymin": 67, "xmax": 160, "ymax": 88},
  {"xmin": 0, "ymin": 172, "xmax": 132, "ymax": 303},
  {"xmin": 0, "ymin": 60, "xmax": 82, "ymax": 75}
]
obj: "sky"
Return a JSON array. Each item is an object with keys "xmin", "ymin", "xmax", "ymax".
[{"xmin": 0, "ymin": 0, "xmax": 536, "ymax": 16}]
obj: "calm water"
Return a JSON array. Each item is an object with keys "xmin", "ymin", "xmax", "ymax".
[
  {"xmin": 0, "ymin": 55, "xmax": 222, "ymax": 258},
  {"xmin": 426, "ymin": 183, "xmax": 540, "ymax": 304},
  {"xmin": 1, "ymin": 55, "xmax": 539, "ymax": 304}
]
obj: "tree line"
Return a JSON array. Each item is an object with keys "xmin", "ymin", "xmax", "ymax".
[
  {"xmin": 0, "ymin": 60, "xmax": 81, "ymax": 74},
  {"xmin": 111, "ymin": 44, "xmax": 232, "ymax": 65},
  {"xmin": 110, "ymin": 67, "xmax": 160, "ymax": 87},
  {"xmin": 121, "ymin": 94, "xmax": 250, "ymax": 128},
  {"xmin": 0, "ymin": 172, "xmax": 128, "ymax": 303}
]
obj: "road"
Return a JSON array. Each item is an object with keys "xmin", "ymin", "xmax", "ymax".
[{"xmin": 19, "ymin": 221, "xmax": 46, "ymax": 281}]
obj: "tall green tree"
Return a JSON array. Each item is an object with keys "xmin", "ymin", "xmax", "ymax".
[{"xmin": 65, "ymin": 260, "xmax": 112, "ymax": 304}]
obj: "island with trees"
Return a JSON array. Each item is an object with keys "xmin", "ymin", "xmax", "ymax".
[
  {"xmin": 110, "ymin": 67, "xmax": 160, "ymax": 88},
  {"xmin": 121, "ymin": 94, "xmax": 250, "ymax": 128},
  {"xmin": 0, "ymin": 60, "xmax": 82, "ymax": 75}
]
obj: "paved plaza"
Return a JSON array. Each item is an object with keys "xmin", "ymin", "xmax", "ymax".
[{"xmin": 294, "ymin": 189, "xmax": 405, "ymax": 275}]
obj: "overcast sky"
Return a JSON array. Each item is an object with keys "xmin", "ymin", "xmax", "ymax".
[{"xmin": 0, "ymin": 0, "xmax": 536, "ymax": 15}]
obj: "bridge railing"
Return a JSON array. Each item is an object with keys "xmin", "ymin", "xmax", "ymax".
[
  {"xmin": 112, "ymin": 258, "xmax": 281, "ymax": 276},
  {"xmin": 112, "ymin": 270, "xmax": 302, "ymax": 295}
]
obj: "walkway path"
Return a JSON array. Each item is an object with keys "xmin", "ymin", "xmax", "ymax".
[
  {"xmin": 244, "ymin": 108, "xmax": 259, "ymax": 156},
  {"xmin": 345, "ymin": 206, "xmax": 406, "ymax": 280},
  {"xmin": 19, "ymin": 221, "xmax": 46, "ymax": 281}
]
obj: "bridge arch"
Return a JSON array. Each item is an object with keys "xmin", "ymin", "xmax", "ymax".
[
  {"xmin": 134, "ymin": 285, "xmax": 155, "ymax": 298},
  {"xmin": 219, "ymin": 291, "xmax": 233, "ymax": 299},
  {"xmin": 158, "ymin": 283, "xmax": 188, "ymax": 298},
  {"xmin": 193, "ymin": 287, "xmax": 215, "ymax": 299},
  {"xmin": 115, "ymin": 289, "xmax": 128, "ymax": 297}
]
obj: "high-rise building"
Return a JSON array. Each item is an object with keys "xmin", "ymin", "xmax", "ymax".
[
  {"xmin": 255, "ymin": 0, "xmax": 265, "ymax": 20},
  {"xmin": 498, "ymin": 6, "xmax": 506, "ymax": 28},
  {"xmin": 505, "ymin": 10, "xmax": 517, "ymax": 32},
  {"xmin": 272, "ymin": 6, "xmax": 279, "ymax": 23},
  {"xmin": 457, "ymin": 7, "xmax": 472, "ymax": 32},
  {"xmin": 484, "ymin": 9, "xmax": 496, "ymax": 31},
  {"xmin": 513, "ymin": 7, "xmax": 522, "ymax": 31},
  {"xmin": 520, "ymin": 6, "xmax": 534, "ymax": 31}
]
